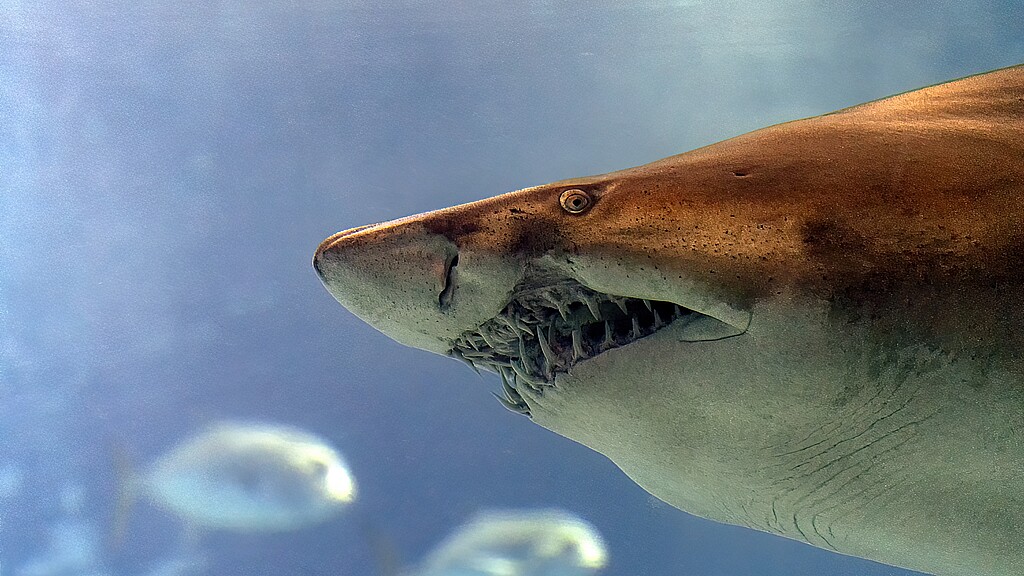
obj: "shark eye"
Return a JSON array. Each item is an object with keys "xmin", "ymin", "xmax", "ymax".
[{"xmin": 559, "ymin": 189, "xmax": 592, "ymax": 214}]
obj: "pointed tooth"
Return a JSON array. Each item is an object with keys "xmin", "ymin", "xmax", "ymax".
[
  {"xmin": 514, "ymin": 316, "xmax": 532, "ymax": 333},
  {"xmin": 500, "ymin": 369, "xmax": 519, "ymax": 398},
  {"xmin": 450, "ymin": 350, "xmax": 480, "ymax": 375},
  {"xmin": 614, "ymin": 298, "xmax": 629, "ymax": 314},
  {"xmin": 673, "ymin": 304, "xmax": 683, "ymax": 317},
  {"xmin": 491, "ymin": 391, "xmax": 529, "ymax": 415},
  {"xmin": 543, "ymin": 291, "xmax": 570, "ymax": 322},
  {"xmin": 601, "ymin": 320, "xmax": 614, "ymax": 350},
  {"xmin": 518, "ymin": 334, "xmax": 530, "ymax": 365},
  {"xmin": 643, "ymin": 299, "xmax": 652, "ymax": 311},
  {"xmin": 498, "ymin": 366, "xmax": 513, "ymax": 387},
  {"xmin": 480, "ymin": 329, "xmax": 498, "ymax": 349},
  {"xmin": 555, "ymin": 301, "xmax": 569, "ymax": 322},
  {"xmin": 631, "ymin": 316, "xmax": 641, "ymax": 339},
  {"xmin": 572, "ymin": 329, "xmax": 585, "ymax": 361},
  {"xmin": 511, "ymin": 360, "xmax": 545, "ymax": 388},
  {"xmin": 582, "ymin": 296, "xmax": 602, "ymax": 321},
  {"xmin": 499, "ymin": 370, "xmax": 528, "ymax": 409},
  {"xmin": 476, "ymin": 361, "xmax": 500, "ymax": 374},
  {"xmin": 492, "ymin": 391, "xmax": 515, "ymax": 409},
  {"xmin": 653, "ymin": 307, "xmax": 664, "ymax": 328},
  {"xmin": 536, "ymin": 325, "xmax": 556, "ymax": 368},
  {"xmin": 499, "ymin": 315, "xmax": 521, "ymax": 336},
  {"xmin": 495, "ymin": 323, "xmax": 515, "ymax": 338},
  {"xmin": 510, "ymin": 359, "xmax": 531, "ymax": 379}
]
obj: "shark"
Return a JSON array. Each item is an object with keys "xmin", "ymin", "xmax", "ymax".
[{"xmin": 313, "ymin": 65, "xmax": 1024, "ymax": 576}]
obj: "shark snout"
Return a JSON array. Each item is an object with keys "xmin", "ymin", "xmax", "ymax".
[
  {"xmin": 313, "ymin": 220, "xmax": 488, "ymax": 354},
  {"xmin": 313, "ymin": 224, "xmax": 378, "ymax": 271},
  {"xmin": 314, "ymin": 224, "xmax": 454, "ymax": 312}
]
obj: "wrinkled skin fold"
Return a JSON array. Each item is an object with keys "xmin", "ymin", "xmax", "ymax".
[{"xmin": 313, "ymin": 65, "xmax": 1024, "ymax": 576}]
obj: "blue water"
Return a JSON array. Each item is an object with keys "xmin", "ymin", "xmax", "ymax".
[{"xmin": 2, "ymin": 1, "xmax": 1022, "ymax": 575}]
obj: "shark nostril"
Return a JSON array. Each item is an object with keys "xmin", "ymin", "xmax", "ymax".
[{"xmin": 438, "ymin": 253, "xmax": 459, "ymax": 311}]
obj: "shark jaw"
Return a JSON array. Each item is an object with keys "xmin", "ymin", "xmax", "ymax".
[
  {"xmin": 311, "ymin": 175, "xmax": 758, "ymax": 405},
  {"xmin": 315, "ymin": 218, "xmax": 747, "ymax": 417},
  {"xmin": 446, "ymin": 274, "xmax": 741, "ymax": 416}
]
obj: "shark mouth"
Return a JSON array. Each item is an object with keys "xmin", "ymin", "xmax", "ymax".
[{"xmin": 448, "ymin": 280, "xmax": 700, "ymax": 416}]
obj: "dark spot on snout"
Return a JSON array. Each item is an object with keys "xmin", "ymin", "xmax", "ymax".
[
  {"xmin": 510, "ymin": 217, "xmax": 565, "ymax": 256},
  {"xmin": 732, "ymin": 171, "xmax": 749, "ymax": 177}
]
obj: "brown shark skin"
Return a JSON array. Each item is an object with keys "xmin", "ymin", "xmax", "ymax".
[{"xmin": 314, "ymin": 65, "xmax": 1024, "ymax": 576}]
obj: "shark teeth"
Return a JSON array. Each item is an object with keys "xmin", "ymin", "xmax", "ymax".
[
  {"xmin": 571, "ymin": 329, "xmax": 585, "ymax": 361},
  {"xmin": 493, "ymin": 369, "xmax": 529, "ymax": 415},
  {"xmin": 448, "ymin": 280, "xmax": 698, "ymax": 417}
]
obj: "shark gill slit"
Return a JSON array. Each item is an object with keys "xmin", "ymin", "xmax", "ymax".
[{"xmin": 448, "ymin": 280, "xmax": 703, "ymax": 416}]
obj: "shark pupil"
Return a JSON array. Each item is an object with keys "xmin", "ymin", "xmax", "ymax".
[{"xmin": 559, "ymin": 189, "xmax": 591, "ymax": 214}]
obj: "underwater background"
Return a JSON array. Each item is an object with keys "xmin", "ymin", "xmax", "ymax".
[{"xmin": 3, "ymin": 1, "xmax": 1023, "ymax": 574}]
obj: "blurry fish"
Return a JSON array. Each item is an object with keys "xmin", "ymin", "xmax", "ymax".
[
  {"xmin": 115, "ymin": 421, "xmax": 356, "ymax": 536},
  {"xmin": 414, "ymin": 510, "xmax": 606, "ymax": 576}
]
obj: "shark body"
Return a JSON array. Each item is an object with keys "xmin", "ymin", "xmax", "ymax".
[{"xmin": 314, "ymin": 65, "xmax": 1024, "ymax": 576}]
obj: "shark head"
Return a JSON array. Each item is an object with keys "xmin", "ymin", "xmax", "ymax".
[
  {"xmin": 312, "ymin": 158, "xmax": 783, "ymax": 412},
  {"xmin": 313, "ymin": 65, "xmax": 1024, "ymax": 576}
]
